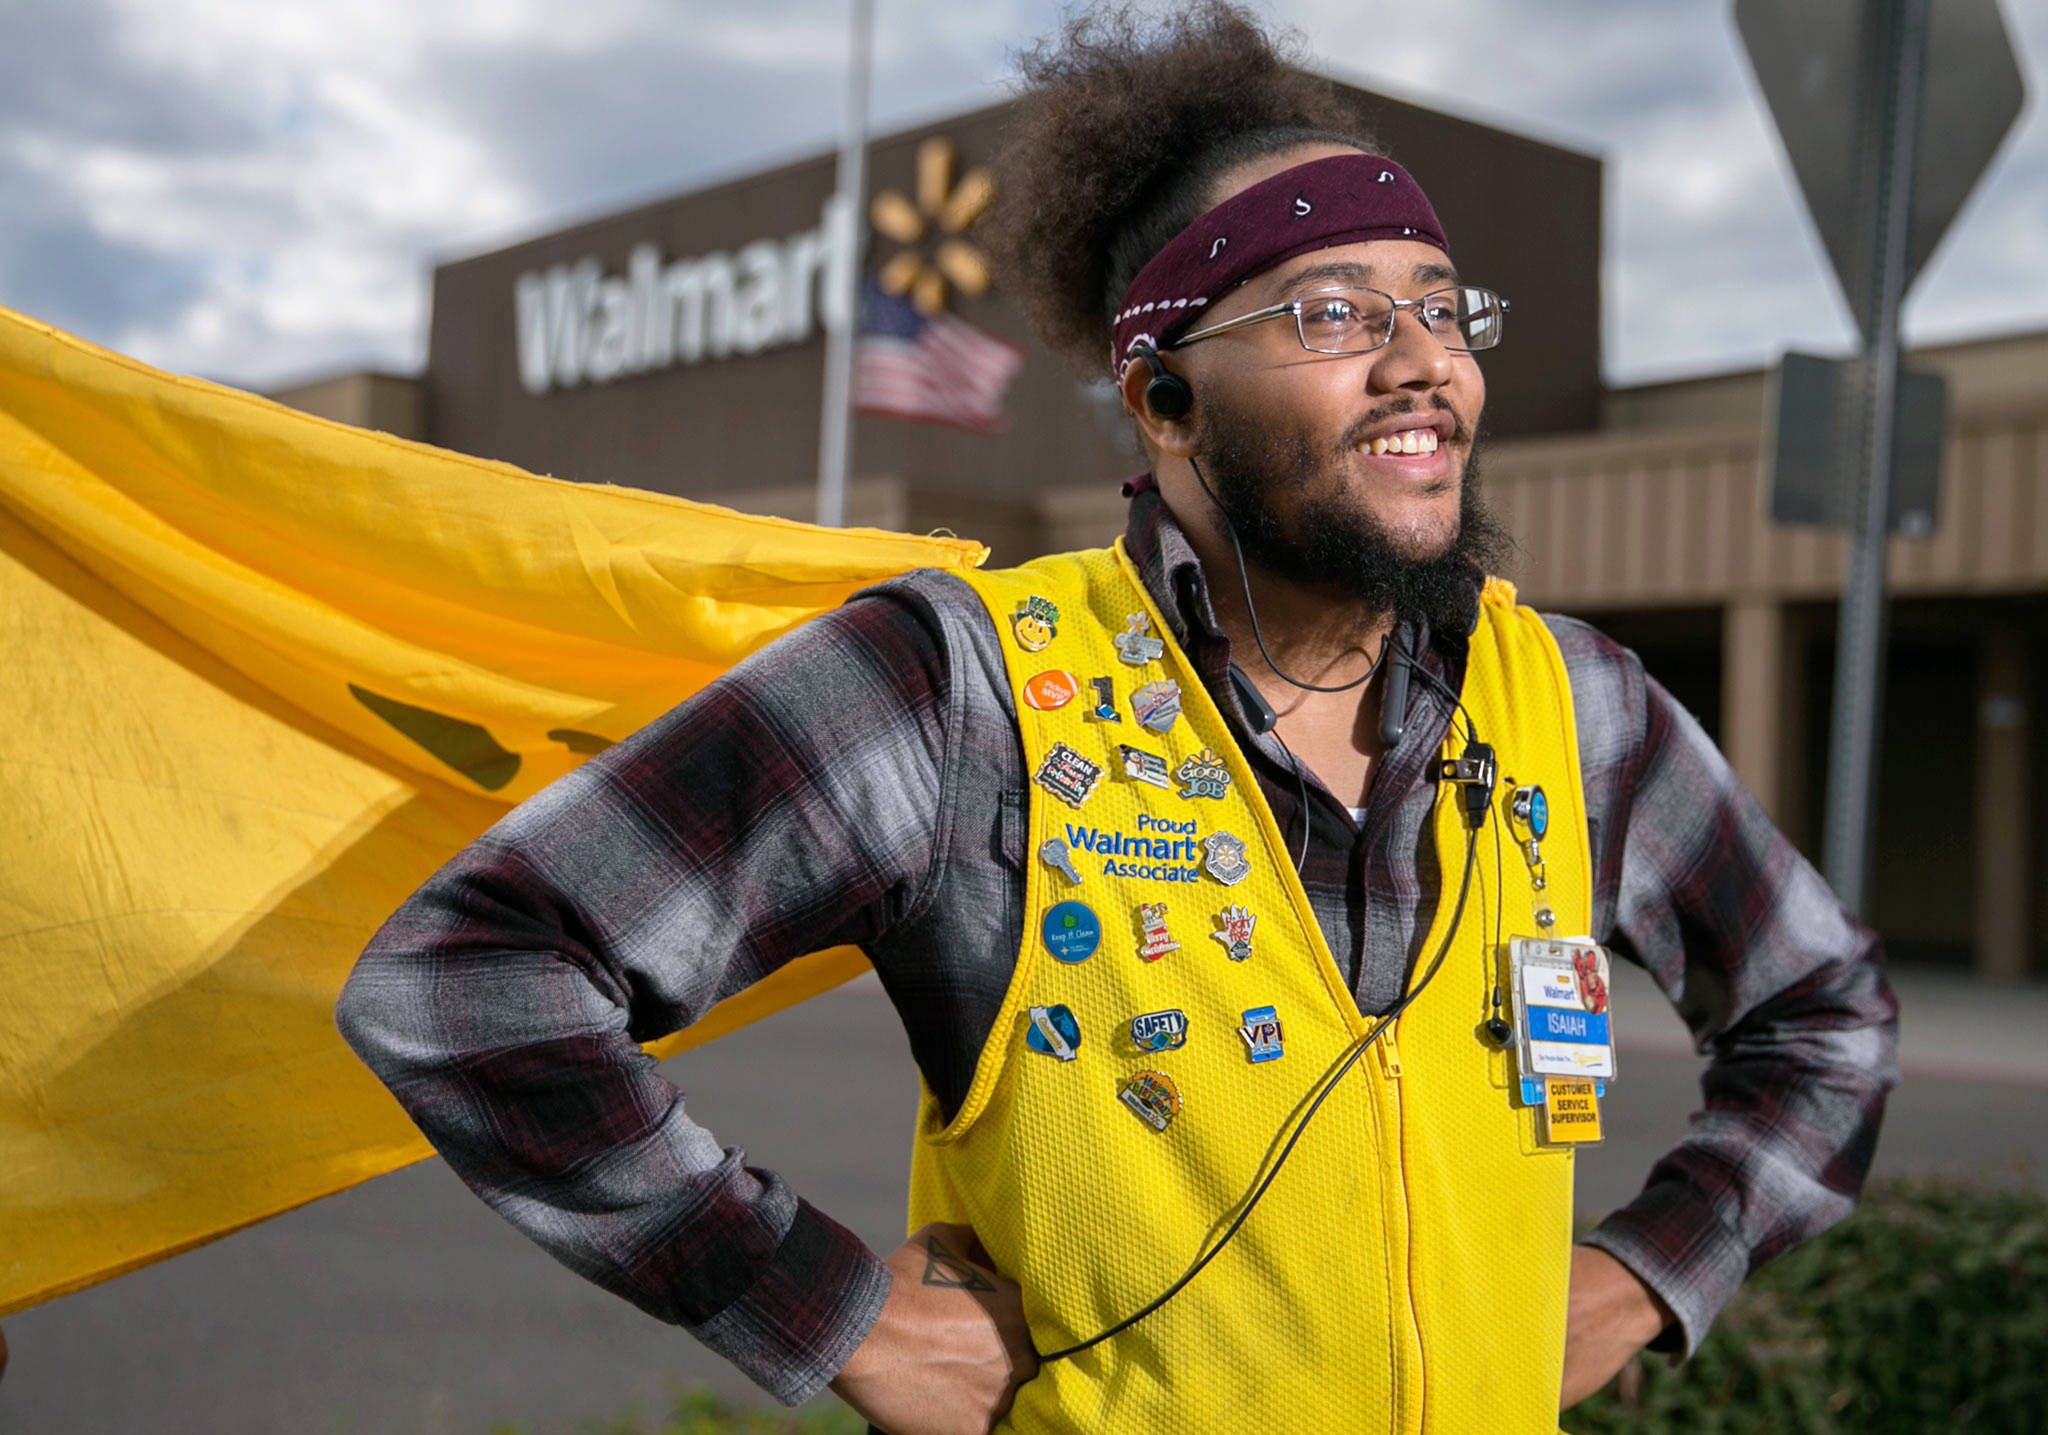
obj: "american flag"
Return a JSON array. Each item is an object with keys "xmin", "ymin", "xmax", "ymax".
[{"xmin": 855, "ymin": 280, "xmax": 1024, "ymax": 435}]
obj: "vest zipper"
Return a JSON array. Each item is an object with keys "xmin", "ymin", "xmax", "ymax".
[
  {"xmin": 1380, "ymin": 1018, "xmax": 1427, "ymax": 1434},
  {"xmin": 1376, "ymin": 1024, "xmax": 1404, "ymax": 1079}
]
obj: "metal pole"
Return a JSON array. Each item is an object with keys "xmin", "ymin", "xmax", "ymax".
[
  {"xmin": 815, "ymin": 0, "xmax": 874, "ymax": 528},
  {"xmin": 1821, "ymin": 0, "xmax": 1929, "ymax": 915}
]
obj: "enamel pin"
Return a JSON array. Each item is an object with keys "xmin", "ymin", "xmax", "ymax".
[
  {"xmin": 1023, "ymin": 670, "xmax": 1079, "ymax": 711},
  {"xmin": 1025, "ymin": 1003, "xmax": 1081, "ymax": 1061},
  {"xmin": 1113, "ymin": 612, "xmax": 1166, "ymax": 666},
  {"xmin": 1118, "ymin": 1070, "xmax": 1183, "ymax": 1132},
  {"xmin": 1237, "ymin": 1004, "xmax": 1284, "ymax": 1063},
  {"xmin": 1117, "ymin": 743, "xmax": 1172, "ymax": 789},
  {"xmin": 1038, "ymin": 837, "xmax": 1083, "ymax": 887},
  {"xmin": 1175, "ymin": 747, "xmax": 1230, "ymax": 800},
  {"xmin": 1130, "ymin": 679, "xmax": 1182, "ymax": 734},
  {"xmin": 1041, "ymin": 900, "xmax": 1102, "ymax": 963},
  {"xmin": 1201, "ymin": 831, "xmax": 1251, "ymax": 886},
  {"xmin": 1129, "ymin": 1009, "xmax": 1189, "ymax": 1053},
  {"xmin": 1034, "ymin": 742, "xmax": 1104, "ymax": 809},
  {"xmin": 1135, "ymin": 901, "xmax": 1180, "ymax": 961},
  {"xmin": 1084, "ymin": 676, "xmax": 1122, "ymax": 723},
  {"xmin": 1211, "ymin": 903, "xmax": 1256, "ymax": 962},
  {"xmin": 1011, "ymin": 596, "xmax": 1059, "ymax": 653}
]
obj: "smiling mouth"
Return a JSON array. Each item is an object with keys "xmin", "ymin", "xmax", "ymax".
[{"xmin": 1358, "ymin": 430, "xmax": 1440, "ymax": 457}]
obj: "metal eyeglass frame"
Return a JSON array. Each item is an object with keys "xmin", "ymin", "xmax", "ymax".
[{"xmin": 1164, "ymin": 284, "xmax": 1510, "ymax": 355}]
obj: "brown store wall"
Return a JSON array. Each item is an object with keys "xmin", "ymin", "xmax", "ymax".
[{"xmin": 424, "ymin": 83, "xmax": 1601, "ymax": 513}]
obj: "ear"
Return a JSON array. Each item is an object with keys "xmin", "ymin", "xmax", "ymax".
[{"xmin": 1117, "ymin": 353, "xmax": 1200, "ymax": 459}]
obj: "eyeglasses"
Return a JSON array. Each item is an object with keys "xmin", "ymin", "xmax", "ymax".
[{"xmin": 1167, "ymin": 284, "xmax": 1508, "ymax": 356}]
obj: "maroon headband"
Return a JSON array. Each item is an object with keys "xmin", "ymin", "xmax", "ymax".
[{"xmin": 1110, "ymin": 153, "xmax": 1449, "ymax": 375}]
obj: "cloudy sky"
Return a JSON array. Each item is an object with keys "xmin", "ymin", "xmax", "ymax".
[{"xmin": 3, "ymin": 0, "xmax": 2041, "ymax": 390}]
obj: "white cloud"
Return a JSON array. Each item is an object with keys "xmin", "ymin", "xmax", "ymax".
[{"xmin": 3, "ymin": 0, "xmax": 2043, "ymax": 389}]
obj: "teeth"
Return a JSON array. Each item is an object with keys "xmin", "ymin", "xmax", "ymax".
[{"xmin": 1363, "ymin": 430, "xmax": 1439, "ymax": 456}]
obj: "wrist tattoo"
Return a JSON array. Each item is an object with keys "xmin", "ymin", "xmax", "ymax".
[{"xmin": 921, "ymin": 1236, "xmax": 997, "ymax": 1291}]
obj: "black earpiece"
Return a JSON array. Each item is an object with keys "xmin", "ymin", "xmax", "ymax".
[{"xmin": 1134, "ymin": 342, "xmax": 1194, "ymax": 420}]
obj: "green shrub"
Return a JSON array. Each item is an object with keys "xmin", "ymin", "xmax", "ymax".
[
  {"xmin": 497, "ymin": 1177, "xmax": 2044, "ymax": 1434},
  {"xmin": 1569, "ymin": 1175, "xmax": 2048, "ymax": 1434}
]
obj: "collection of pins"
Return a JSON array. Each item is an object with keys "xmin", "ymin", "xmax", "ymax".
[{"xmin": 1012, "ymin": 596, "xmax": 1288, "ymax": 1132}]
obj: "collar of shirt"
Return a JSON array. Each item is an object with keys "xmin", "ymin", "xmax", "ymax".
[{"xmin": 1118, "ymin": 479, "xmax": 1466, "ymax": 814}]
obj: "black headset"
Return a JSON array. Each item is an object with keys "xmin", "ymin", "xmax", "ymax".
[{"xmin": 1133, "ymin": 341, "xmax": 1194, "ymax": 420}]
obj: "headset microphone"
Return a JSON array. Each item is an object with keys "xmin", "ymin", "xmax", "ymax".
[
  {"xmin": 1230, "ymin": 663, "xmax": 1279, "ymax": 736},
  {"xmin": 1378, "ymin": 623, "xmax": 1413, "ymax": 748}
]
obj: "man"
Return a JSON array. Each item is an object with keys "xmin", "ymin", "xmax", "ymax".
[{"xmin": 338, "ymin": 6, "xmax": 1896, "ymax": 1432}]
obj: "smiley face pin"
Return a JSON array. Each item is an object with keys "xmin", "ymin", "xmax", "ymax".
[{"xmin": 1011, "ymin": 596, "xmax": 1059, "ymax": 652}]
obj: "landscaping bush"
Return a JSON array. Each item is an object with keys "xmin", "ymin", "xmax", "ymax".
[
  {"xmin": 494, "ymin": 1177, "xmax": 2044, "ymax": 1434},
  {"xmin": 1570, "ymin": 1175, "xmax": 2048, "ymax": 1434}
]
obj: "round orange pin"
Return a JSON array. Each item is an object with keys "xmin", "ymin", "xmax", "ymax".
[{"xmin": 1023, "ymin": 670, "xmax": 1080, "ymax": 710}]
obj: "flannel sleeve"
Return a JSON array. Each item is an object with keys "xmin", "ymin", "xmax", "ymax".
[
  {"xmin": 1547, "ymin": 615, "xmax": 1900, "ymax": 1358},
  {"xmin": 336, "ymin": 585, "xmax": 960, "ymax": 1405}
]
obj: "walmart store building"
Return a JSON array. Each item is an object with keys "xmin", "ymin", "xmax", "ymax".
[{"xmin": 276, "ymin": 82, "xmax": 2048, "ymax": 981}]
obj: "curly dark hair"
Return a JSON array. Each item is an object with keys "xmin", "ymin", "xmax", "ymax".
[{"xmin": 986, "ymin": 2, "xmax": 1376, "ymax": 373}]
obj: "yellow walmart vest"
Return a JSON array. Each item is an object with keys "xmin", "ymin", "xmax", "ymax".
[{"xmin": 913, "ymin": 541, "xmax": 1591, "ymax": 1434}]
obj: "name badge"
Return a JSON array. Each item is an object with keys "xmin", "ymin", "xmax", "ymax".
[{"xmin": 1508, "ymin": 938, "xmax": 1617, "ymax": 1100}]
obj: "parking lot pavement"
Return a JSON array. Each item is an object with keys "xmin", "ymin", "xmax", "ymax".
[{"xmin": 3, "ymin": 965, "xmax": 2041, "ymax": 1434}]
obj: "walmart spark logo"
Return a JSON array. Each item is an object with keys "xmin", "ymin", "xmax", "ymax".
[{"xmin": 870, "ymin": 136, "xmax": 994, "ymax": 315}]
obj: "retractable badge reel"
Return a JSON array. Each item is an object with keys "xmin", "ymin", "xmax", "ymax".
[{"xmin": 1500, "ymin": 783, "xmax": 1613, "ymax": 1147}]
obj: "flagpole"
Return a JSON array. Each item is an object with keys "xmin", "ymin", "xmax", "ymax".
[{"xmin": 815, "ymin": 0, "xmax": 874, "ymax": 528}]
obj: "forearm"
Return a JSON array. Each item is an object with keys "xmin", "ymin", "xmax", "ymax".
[
  {"xmin": 1585, "ymin": 919, "xmax": 1896, "ymax": 1353},
  {"xmin": 1556, "ymin": 620, "xmax": 1898, "ymax": 1354},
  {"xmin": 338, "ymin": 842, "xmax": 893, "ymax": 1401},
  {"xmin": 337, "ymin": 589, "xmax": 956, "ymax": 1401}
]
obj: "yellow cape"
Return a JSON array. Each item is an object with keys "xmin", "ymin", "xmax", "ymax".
[{"xmin": 0, "ymin": 306, "xmax": 986, "ymax": 1316}]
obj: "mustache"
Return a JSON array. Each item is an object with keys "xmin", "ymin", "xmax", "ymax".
[{"xmin": 1333, "ymin": 395, "xmax": 1467, "ymax": 455}]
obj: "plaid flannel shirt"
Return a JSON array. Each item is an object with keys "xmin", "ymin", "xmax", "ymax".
[{"xmin": 339, "ymin": 488, "xmax": 1897, "ymax": 1406}]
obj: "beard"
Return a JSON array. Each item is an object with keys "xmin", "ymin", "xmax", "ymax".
[{"xmin": 1192, "ymin": 387, "xmax": 1510, "ymax": 635}]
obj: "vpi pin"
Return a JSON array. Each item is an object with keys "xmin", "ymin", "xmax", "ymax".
[{"xmin": 1237, "ymin": 1004, "xmax": 1284, "ymax": 1062}]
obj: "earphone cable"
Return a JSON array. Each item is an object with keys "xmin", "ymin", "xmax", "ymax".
[
  {"xmin": 1189, "ymin": 456, "xmax": 1388, "ymax": 696},
  {"xmin": 1037, "ymin": 802, "xmax": 1483, "ymax": 1364}
]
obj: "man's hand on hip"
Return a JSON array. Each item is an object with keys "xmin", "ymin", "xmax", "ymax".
[
  {"xmin": 830, "ymin": 1222, "xmax": 1038, "ymax": 1435},
  {"xmin": 1559, "ymin": 1244, "xmax": 1674, "ymax": 1408}
]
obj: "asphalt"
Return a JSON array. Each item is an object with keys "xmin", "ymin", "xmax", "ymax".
[{"xmin": 2, "ymin": 964, "xmax": 2043, "ymax": 1435}]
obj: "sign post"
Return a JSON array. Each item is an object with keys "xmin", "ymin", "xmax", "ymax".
[
  {"xmin": 815, "ymin": 0, "xmax": 875, "ymax": 528},
  {"xmin": 1735, "ymin": 0, "xmax": 2024, "ymax": 915}
]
